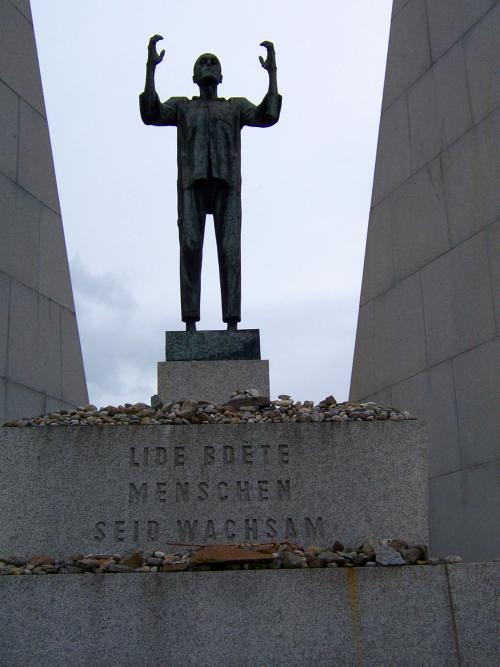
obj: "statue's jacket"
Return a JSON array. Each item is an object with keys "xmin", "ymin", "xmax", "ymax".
[{"xmin": 140, "ymin": 92, "xmax": 282, "ymax": 192}]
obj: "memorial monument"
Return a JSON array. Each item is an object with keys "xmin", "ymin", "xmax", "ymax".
[
  {"xmin": 0, "ymin": 5, "xmax": 497, "ymax": 665},
  {"xmin": 139, "ymin": 35, "xmax": 281, "ymax": 402}
]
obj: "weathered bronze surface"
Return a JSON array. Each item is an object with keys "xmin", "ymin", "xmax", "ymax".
[{"xmin": 140, "ymin": 36, "xmax": 281, "ymax": 331}]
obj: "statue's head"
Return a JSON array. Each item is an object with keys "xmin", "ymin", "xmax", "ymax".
[{"xmin": 193, "ymin": 53, "xmax": 223, "ymax": 86}]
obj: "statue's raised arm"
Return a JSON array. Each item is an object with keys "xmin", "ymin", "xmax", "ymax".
[{"xmin": 143, "ymin": 35, "xmax": 165, "ymax": 111}]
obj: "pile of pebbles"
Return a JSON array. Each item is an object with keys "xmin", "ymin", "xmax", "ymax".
[
  {"xmin": 0, "ymin": 539, "xmax": 462, "ymax": 575},
  {"xmin": 2, "ymin": 391, "xmax": 412, "ymax": 428}
]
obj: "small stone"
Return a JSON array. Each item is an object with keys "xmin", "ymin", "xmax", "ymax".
[
  {"xmin": 29, "ymin": 555, "xmax": 55, "ymax": 567},
  {"xmin": 151, "ymin": 394, "xmax": 163, "ymax": 410},
  {"xmin": 106, "ymin": 563, "xmax": 133, "ymax": 573},
  {"xmin": 119, "ymin": 551, "xmax": 143, "ymax": 569},
  {"xmin": 76, "ymin": 558, "xmax": 101, "ymax": 571},
  {"xmin": 159, "ymin": 563, "xmax": 188, "ymax": 572},
  {"xmin": 442, "ymin": 555, "xmax": 463, "ymax": 564},
  {"xmin": 427, "ymin": 557, "xmax": 441, "ymax": 565},
  {"xmin": 375, "ymin": 545, "xmax": 406, "ymax": 566},
  {"xmin": 280, "ymin": 550, "xmax": 306, "ymax": 569}
]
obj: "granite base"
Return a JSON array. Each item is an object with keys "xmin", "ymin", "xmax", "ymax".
[
  {"xmin": 0, "ymin": 564, "xmax": 497, "ymax": 666},
  {"xmin": 157, "ymin": 359, "xmax": 270, "ymax": 404}
]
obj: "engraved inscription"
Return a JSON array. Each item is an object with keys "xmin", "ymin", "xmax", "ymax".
[
  {"xmin": 128, "ymin": 479, "xmax": 292, "ymax": 504},
  {"xmin": 94, "ymin": 516, "xmax": 325, "ymax": 544}
]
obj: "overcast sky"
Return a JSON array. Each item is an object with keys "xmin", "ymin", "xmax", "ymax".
[{"xmin": 30, "ymin": 0, "xmax": 392, "ymax": 408}]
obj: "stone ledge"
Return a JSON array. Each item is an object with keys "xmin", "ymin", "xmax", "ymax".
[{"xmin": 0, "ymin": 564, "xmax": 496, "ymax": 666}]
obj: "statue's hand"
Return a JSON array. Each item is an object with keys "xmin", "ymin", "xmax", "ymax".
[
  {"xmin": 259, "ymin": 41, "xmax": 276, "ymax": 72},
  {"xmin": 147, "ymin": 34, "xmax": 165, "ymax": 67}
]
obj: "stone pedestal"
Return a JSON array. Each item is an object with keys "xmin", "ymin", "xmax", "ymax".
[
  {"xmin": 158, "ymin": 329, "xmax": 270, "ymax": 402},
  {"xmin": 0, "ymin": 421, "xmax": 427, "ymax": 558},
  {"xmin": 158, "ymin": 360, "xmax": 270, "ymax": 404}
]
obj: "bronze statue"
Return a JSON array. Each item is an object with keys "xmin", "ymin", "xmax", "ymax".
[{"xmin": 140, "ymin": 36, "xmax": 281, "ymax": 331}]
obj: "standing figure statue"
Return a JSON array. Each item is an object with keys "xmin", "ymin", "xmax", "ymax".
[{"xmin": 140, "ymin": 36, "xmax": 282, "ymax": 331}]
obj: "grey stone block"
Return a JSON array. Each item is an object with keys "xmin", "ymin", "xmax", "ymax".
[
  {"xmin": 349, "ymin": 302, "xmax": 374, "ymax": 400},
  {"xmin": 464, "ymin": 3, "xmax": 500, "ymax": 124},
  {"xmin": 382, "ymin": 0, "xmax": 431, "ymax": 110},
  {"xmin": 17, "ymin": 99, "xmax": 60, "ymax": 212},
  {"xmin": 158, "ymin": 359, "xmax": 270, "ymax": 404},
  {"xmin": 60, "ymin": 307, "xmax": 88, "ymax": 406},
  {"xmin": 390, "ymin": 159, "xmax": 450, "ymax": 280},
  {"xmin": 429, "ymin": 460, "xmax": 500, "ymax": 561},
  {"xmin": 4, "ymin": 378, "xmax": 43, "ymax": 421},
  {"xmin": 39, "ymin": 205, "xmax": 75, "ymax": 310},
  {"xmin": 391, "ymin": 361, "xmax": 461, "ymax": 477},
  {"xmin": 487, "ymin": 219, "xmax": 500, "ymax": 332},
  {"xmin": 0, "ymin": 271, "xmax": 10, "ymax": 376},
  {"xmin": 10, "ymin": 0, "xmax": 33, "ymax": 22},
  {"xmin": 443, "ymin": 103, "xmax": 500, "ymax": 246},
  {"xmin": 0, "ymin": 421, "xmax": 428, "ymax": 557},
  {"xmin": 359, "ymin": 197, "xmax": 394, "ymax": 304},
  {"xmin": 408, "ymin": 41, "xmax": 473, "ymax": 172},
  {"xmin": 0, "ymin": 79, "xmax": 18, "ymax": 181},
  {"xmin": 45, "ymin": 396, "xmax": 77, "ymax": 414},
  {"xmin": 5, "ymin": 280, "xmax": 41, "ymax": 390},
  {"xmin": 0, "ymin": 565, "xmax": 497, "ymax": 666},
  {"xmin": 165, "ymin": 329, "xmax": 261, "ymax": 361},
  {"xmin": 373, "ymin": 272, "xmax": 427, "ymax": 389},
  {"xmin": 447, "ymin": 563, "xmax": 499, "ymax": 666},
  {"xmin": 372, "ymin": 94, "xmax": 411, "ymax": 206},
  {"xmin": 453, "ymin": 336, "xmax": 500, "ymax": 467},
  {"xmin": 0, "ymin": 376, "xmax": 5, "ymax": 420},
  {"xmin": 0, "ymin": 0, "xmax": 44, "ymax": 114},
  {"xmin": 426, "ymin": 0, "xmax": 497, "ymax": 62},
  {"xmin": 0, "ymin": 172, "xmax": 40, "ymax": 291},
  {"xmin": 421, "ymin": 231, "xmax": 496, "ymax": 366},
  {"xmin": 357, "ymin": 566, "xmax": 457, "ymax": 664},
  {"xmin": 38, "ymin": 297, "xmax": 61, "ymax": 398},
  {"xmin": 392, "ymin": 0, "xmax": 412, "ymax": 18}
]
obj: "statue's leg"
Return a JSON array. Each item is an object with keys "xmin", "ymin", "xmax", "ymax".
[
  {"xmin": 213, "ymin": 184, "xmax": 241, "ymax": 325},
  {"xmin": 178, "ymin": 184, "xmax": 206, "ymax": 323}
]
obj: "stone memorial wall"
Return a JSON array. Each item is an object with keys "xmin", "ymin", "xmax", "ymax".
[{"xmin": 0, "ymin": 421, "xmax": 427, "ymax": 557}]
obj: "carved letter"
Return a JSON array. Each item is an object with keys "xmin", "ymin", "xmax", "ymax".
[
  {"xmin": 129, "ymin": 482, "xmax": 148, "ymax": 504},
  {"xmin": 258, "ymin": 480, "xmax": 269, "ymax": 500},
  {"xmin": 217, "ymin": 481, "xmax": 229, "ymax": 500},
  {"xmin": 223, "ymin": 445, "xmax": 234, "ymax": 464},
  {"xmin": 143, "ymin": 447, "xmax": 149, "ymax": 466},
  {"xmin": 204, "ymin": 520, "xmax": 217, "ymax": 541},
  {"xmin": 176, "ymin": 481, "xmax": 189, "ymax": 502},
  {"xmin": 225, "ymin": 519, "xmax": 236, "ymax": 539},
  {"xmin": 114, "ymin": 520, "xmax": 125, "ymax": 542},
  {"xmin": 204, "ymin": 446, "xmax": 215, "ymax": 465},
  {"xmin": 147, "ymin": 520, "xmax": 159, "ymax": 541},
  {"xmin": 156, "ymin": 447, "xmax": 167, "ymax": 465},
  {"xmin": 237, "ymin": 481, "xmax": 250, "ymax": 501},
  {"xmin": 284, "ymin": 517, "xmax": 297, "ymax": 539},
  {"xmin": 265, "ymin": 518, "xmax": 277, "ymax": 538},
  {"xmin": 244, "ymin": 518, "xmax": 258, "ymax": 541},
  {"xmin": 174, "ymin": 446, "xmax": 185, "ymax": 465},
  {"xmin": 129, "ymin": 447, "xmax": 139, "ymax": 467},
  {"xmin": 156, "ymin": 482, "xmax": 167, "ymax": 503},
  {"xmin": 277, "ymin": 479, "xmax": 291, "ymax": 500},
  {"xmin": 133, "ymin": 520, "xmax": 139, "ymax": 542},
  {"xmin": 305, "ymin": 517, "xmax": 324, "ymax": 538},
  {"xmin": 94, "ymin": 521, "xmax": 106, "ymax": 542},
  {"xmin": 198, "ymin": 481, "xmax": 209, "ymax": 500},
  {"xmin": 177, "ymin": 519, "xmax": 199, "ymax": 542},
  {"xmin": 260, "ymin": 444, "xmax": 270, "ymax": 464},
  {"xmin": 242, "ymin": 445, "xmax": 253, "ymax": 464},
  {"xmin": 279, "ymin": 444, "xmax": 289, "ymax": 463}
]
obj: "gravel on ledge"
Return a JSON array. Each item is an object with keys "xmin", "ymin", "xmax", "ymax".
[
  {"xmin": 1, "ymin": 538, "xmax": 463, "ymax": 575},
  {"xmin": 2, "ymin": 391, "xmax": 413, "ymax": 428}
]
